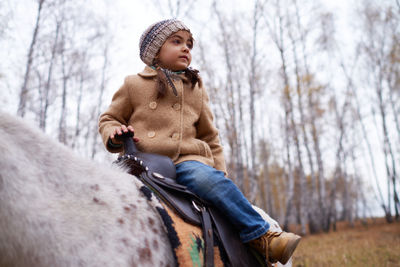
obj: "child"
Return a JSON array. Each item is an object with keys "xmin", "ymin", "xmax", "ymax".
[{"xmin": 99, "ymin": 19, "xmax": 300, "ymax": 265}]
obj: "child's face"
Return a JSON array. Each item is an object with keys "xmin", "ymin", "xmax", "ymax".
[{"xmin": 156, "ymin": 30, "xmax": 193, "ymax": 71}]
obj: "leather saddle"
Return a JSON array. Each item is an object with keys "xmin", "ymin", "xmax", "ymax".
[{"xmin": 115, "ymin": 132, "xmax": 264, "ymax": 267}]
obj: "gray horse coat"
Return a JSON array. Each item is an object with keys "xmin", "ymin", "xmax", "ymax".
[{"xmin": 0, "ymin": 112, "xmax": 174, "ymax": 267}]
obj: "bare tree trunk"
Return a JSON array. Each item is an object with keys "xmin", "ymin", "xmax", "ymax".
[
  {"xmin": 376, "ymin": 74, "xmax": 397, "ymax": 221},
  {"xmin": 58, "ymin": 49, "xmax": 69, "ymax": 144},
  {"xmin": 258, "ymin": 140, "xmax": 275, "ymax": 217},
  {"xmin": 291, "ymin": 0, "xmax": 330, "ymax": 232},
  {"xmin": 310, "ymin": 110, "xmax": 328, "ymax": 230},
  {"xmin": 287, "ymin": 10, "xmax": 321, "ymax": 233},
  {"xmin": 72, "ymin": 73, "xmax": 85, "ymax": 149},
  {"xmin": 151, "ymin": 0, "xmax": 197, "ymax": 22},
  {"xmin": 339, "ymin": 121, "xmax": 357, "ymax": 225},
  {"xmin": 341, "ymin": 58, "xmax": 390, "ymax": 219},
  {"xmin": 17, "ymin": 0, "xmax": 45, "ymax": 117},
  {"xmin": 212, "ymin": 2, "xmax": 245, "ymax": 191},
  {"xmin": 279, "ymin": 4, "xmax": 308, "ymax": 236},
  {"xmin": 247, "ymin": 0, "xmax": 263, "ymax": 202},
  {"xmin": 386, "ymin": 60, "xmax": 400, "ymax": 153},
  {"xmin": 348, "ymin": 134, "xmax": 362, "ymax": 227},
  {"xmin": 268, "ymin": 0, "xmax": 305, "ymax": 233},
  {"xmin": 286, "ymin": 88, "xmax": 308, "ymax": 236},
  {"xmin": 197, "ymin": 41, "xmax": 229, "ymax": 136},
  {"xmin": 357, "ymin": 0, "xmax": 400, "ymax": 222},
  {"xmin": 168, "ymin": 0, "xmax": 181, "ymax": 17},
  {"xmin": 283, "ymin": 110, "xmax": 295, "ymax": 232},
  {"xmin": 237, "ymin": 82, "xmax": 250, "ymax": 195},
  {"xmin": 39, "ymin": 21, "xmax": 61, "ymax": 130},
  {"xmin": 91, "ymin": 44, "xmax": 109, "ymax": 159},
  {"xmin": 328, "ymin": 90, "xmax": 350, "ymax": 231}
]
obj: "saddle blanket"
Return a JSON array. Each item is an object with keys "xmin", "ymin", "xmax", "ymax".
[
  {"xmin": 159, "ymin": 203, "xmax": 226, "ymax": 267},
  {"xmin": 138, "ymin": 184, "xmax": 225, "ymax": 266},
  {"xmin": 138, "ymin": 182, "xmax": 288, "ymax": 267}
]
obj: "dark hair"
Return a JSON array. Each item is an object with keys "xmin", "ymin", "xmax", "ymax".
[{"xmin": 155, "ymin": 67, "xmax": 202, "ymax": 98}]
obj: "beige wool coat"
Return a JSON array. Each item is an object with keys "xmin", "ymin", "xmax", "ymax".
[{"xmin": 99, "ymin": 66, "xmax": 227, "ymax": 175}]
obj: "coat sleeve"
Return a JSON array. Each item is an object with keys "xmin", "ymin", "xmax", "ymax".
[
  {"xmin": 196, "ymin": 87, "xmax": 227, "ymax": 175},
  {"xmin": 98, "ymin": 77, "xmax": 134, "ymax": 153}
]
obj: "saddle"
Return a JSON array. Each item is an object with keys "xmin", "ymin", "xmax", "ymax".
[{"xmin": 115, "ymin": 132, "xmax": 264, "ymax": 267}]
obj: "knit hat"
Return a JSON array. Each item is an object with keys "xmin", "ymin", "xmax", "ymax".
[{"xmin": 139, "ymin": 19, "xmax": 190, "ymax": 66}]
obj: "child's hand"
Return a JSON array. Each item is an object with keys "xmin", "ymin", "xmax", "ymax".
[{"xmin": 110, "ymin": 125, "xmax": 139, "ymax": 144}]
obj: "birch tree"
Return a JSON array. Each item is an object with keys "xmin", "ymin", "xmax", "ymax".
[
  {"xmin": 11, "ymin": 0, "xmax": 112, "ymax": 159},
  {"xmin": 150, "ymin": 0, "xmax": 198, "ymax": 18},
  {"xmin": 357, "ymin": 1, "xmax": 400, "ymax": 221},
  {"xmin": 211, "ymin": 2, "xmax": 248, "ymax": 192},
  {"xmin": 17, "ymin": 0, "xmax": 45, "ymax": 117}
]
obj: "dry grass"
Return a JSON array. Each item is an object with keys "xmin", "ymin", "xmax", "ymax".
[{"xmin": 291, "ymin": 219, "xmax": 400, "ymax": 267}]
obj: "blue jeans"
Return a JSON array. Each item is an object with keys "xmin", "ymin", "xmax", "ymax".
[{"xmin": 175, "ymin": 161, "xmax": 269, "ymax": 242}]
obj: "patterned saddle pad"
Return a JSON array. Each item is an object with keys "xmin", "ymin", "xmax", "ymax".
[
  {"xmin": 159, "ymin": 203, "xmax": 226, "ymax": 267},
  {"xmin": 138, "ymin": 184, "xmax": 227, "ymax": 266}
]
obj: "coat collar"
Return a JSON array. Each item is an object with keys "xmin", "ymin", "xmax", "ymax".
[
  {"xmin": 137, "ymin": 65, "xmax": 190, "ymax": 83},
  {"xmin": 137, "ymin": 66, "xmax": 157, "ymax": 78}
]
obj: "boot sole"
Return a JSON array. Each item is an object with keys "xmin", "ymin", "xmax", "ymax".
[{"xmin": 279, "ymin": 235, "xmax": 301, "ymax": 264}]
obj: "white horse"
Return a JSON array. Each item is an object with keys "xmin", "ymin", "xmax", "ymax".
[{"xmin": 0, "ymin": 112, "xmax": 290, "ymax": 267}]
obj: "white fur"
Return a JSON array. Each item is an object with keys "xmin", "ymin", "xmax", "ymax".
[{"xmin": 0, "ymin": 112, "xmax": 174, "ymax": 267}]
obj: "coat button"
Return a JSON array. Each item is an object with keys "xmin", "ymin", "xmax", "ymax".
[
  {"xmin": 149, "ymin": 102, "xmax": 157, "ymax": 109},
  {"xmin": 148, "ymin": 131, "xmax": 156, "ymax": 138},
  {"xmin": 173, "ymin": 103, "xmax": 181, "ymax": 110},
  {"xmin": 171, "ymin": 133, "xmax": 179, "ymax": 141}
]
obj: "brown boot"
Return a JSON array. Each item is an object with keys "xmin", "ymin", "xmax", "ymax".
[{"xmin": 248, "ymin": 231, "xmax": 301, "ymax": 264}]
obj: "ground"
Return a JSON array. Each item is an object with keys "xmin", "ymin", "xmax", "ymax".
[{"xmin": 292, "ymin": 218, "xmax": 400, "ymax": 267}]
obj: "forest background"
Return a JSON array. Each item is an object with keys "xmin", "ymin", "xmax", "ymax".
[{"xmin": 0, "ymin": 0, "xmax": 399, "ymax": 235}]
